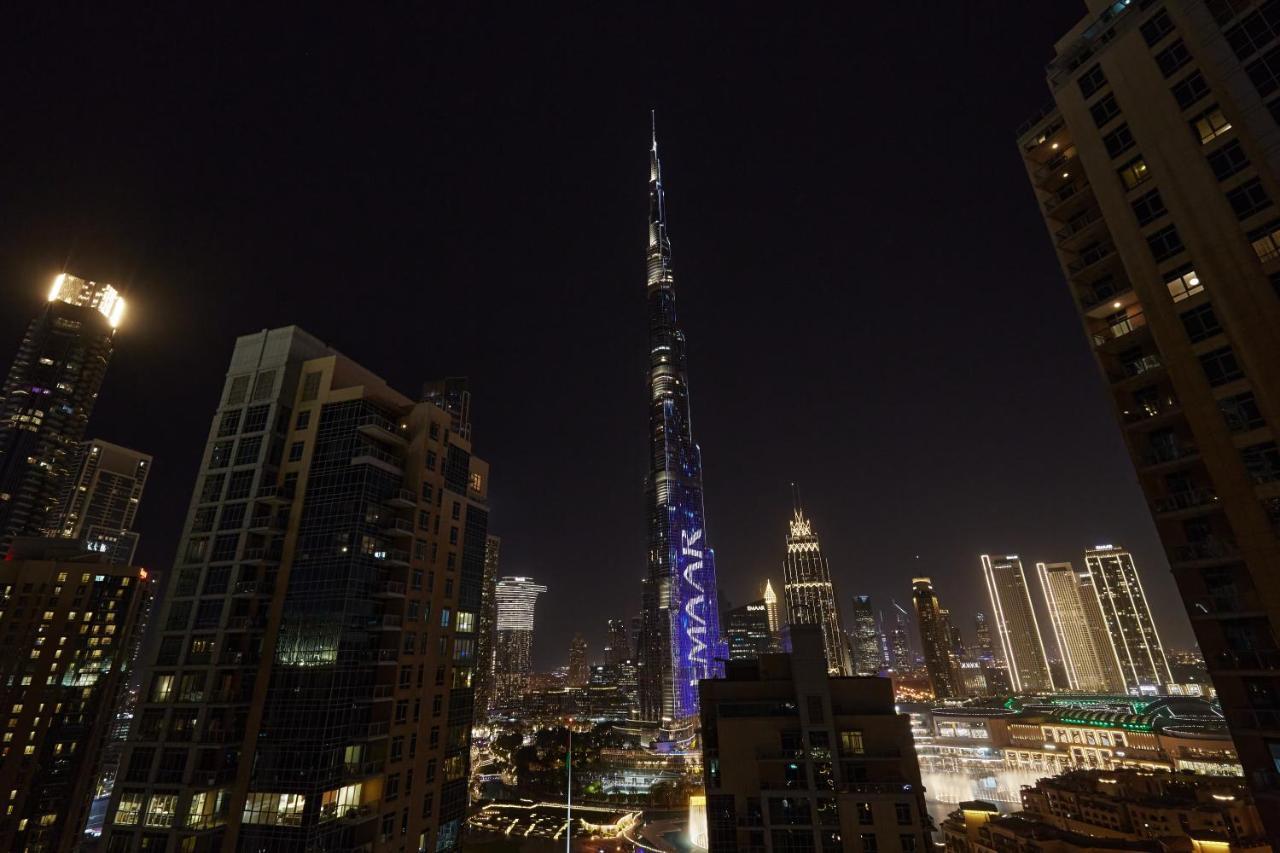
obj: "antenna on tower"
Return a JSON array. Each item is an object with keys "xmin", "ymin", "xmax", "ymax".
[{"xmin": 790, "ymin": 482, "xmax": 803, "ymax": 515}]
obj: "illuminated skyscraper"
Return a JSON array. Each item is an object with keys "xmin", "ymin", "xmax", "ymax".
[
  {"xmin": 1036, "ymin": 561, "xmax": 1125, "ymax": 693},
  {"xmin": 981, "ymin": 554, "xmax": 1054, "ymax": 693},
  {"xmin": 51, "ymin": 438, "xmax": 151, "ymax": 564},
  {"xmin": 762, "ymin": 578, "xmax": 781, "ymax": 638},
  {"xmin": 0, "ymin": 274, "xmax": 125, "ymax": 556},
  {"xmin": 782, "ymin": 487, "xmax": 850, "ymax": 676},
  {"xmin": 850, "ymin": 594, "xmax": 883, "ymax": 675},
  {"xmin": 973, "ymin": 611, "xmax": 995, "ymax": 663},
  {"xmin": 912, "ymin": 578, "xmax": 964, "ymax": 699},
  {"xmin": 474, "ymin": 534, "xmax": 501, "ymax": 721},
  {"xmin": 638, "ymin": 118, "xmax": 725, "ymax": 726},
  {"xmin": 104, "ymin": 326, "xmax": 491, "ymax": 852},
  {"xmin": 1084, "ymin": 546, "xmax": 1172, "ymax": 695},
  {"xmin": 725, "ymin": 599, "xmax": 773, "ymax": 661},
  {"xmin": 495, "ymin": 575, "xmax": 547, "ymax": 705},
  {"xmin": 888, "ymin": 601, "xmax": 913, "ymax": 672}
]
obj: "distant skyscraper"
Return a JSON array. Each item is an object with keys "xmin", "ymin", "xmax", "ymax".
[
  {"xmin": 0, "ymin": 539, "xmax": 149, "ymax": 852},
  {"xmin": 568, "ymin": 633, "xmax": 589, "ymax": 686},
  {"xmin": 105, "ymin": 326, "xmax": 490, "ymax": 851},
  {"xmin": 888, "ymin": 600, "xmax": 913, "ymax": 672},
  {"xmin": 725, "ymin": 599, "xmax": 773, "ymax": 661},
  {"xmin": 850, "ymin": 594, "xmax": 883, "ymax": 675},
  {"xmin": 421, "ymin": 376, "xmax": 472, "ymax": 440},
  {"xmin": 981, "ymin": 554, "xmax": 1054, "ymax": 693},
  {"xmin": 943, "ymin": 609, "xmax": 967, "ymax": 659},
  {"xmin": 974, "ymin": 611, "xmax": 995, "ymax": 663},
  {"xmin": 0, "ymin": 274, "xmax": 125, "ymax": 556},
  {"xmin": 50, "ymin": 438, "xmax": 150, "ymax": 564},
  {"xmin": 1084, "ymin": 546, "xmax": 1173, "ymax": 694},
  {"xmin": 762, "ymin": 578, "xmax": 781, "ymax": 637},
  {"xmin": 912, "ymin": 578, "xmax": 963, "ymax": 699},
  {"xmin": 782, "ymin": 486, "xmax": 849, "ymax": 675},
  {"xmin": 605, "ymin": 618, "xmax": 629, "ymax": 665},
  {"xmin": 1036, "ymin": 561, "xmax": 1125, "ymax": 693},
  {"xmin": 474, "ymin": 534, "xmax": 501, "ymax": 720},
  {"xmin": 495, "ymin": 576, "xmax": 547, "ymax": 705},
  {"xmin": 638, "ymin": 119, "xmax": 725, "ymax": 727}
]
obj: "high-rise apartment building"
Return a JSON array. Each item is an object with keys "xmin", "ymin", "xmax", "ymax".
[
  {"xmin": 473, "ymin": 535, "xmax": 500, "ymax": 723},
  {"xmin": 912, "ymin": 578, "xmax": 964, "ymax": 699},
  {"xmin": 1084, "ymin": 546, "xmax": 1173, "ymax": 694},
  {"xmin": 568, "ymin": 633, "xmax": 589, "ymax": 687},
  {"xmin": 980, "ymin": 555, "xmax": 1055, "ymax": 693},
  {"xmin": 0, "ymin": 275, "xmax": 125, "ymax": 556},
  {"xmin": 0, "ymin": 538, "xmax": 149, "ymax": 852},
  {"xmin": 638, "ymin": 120, "xmax": 725, "ymax": 728},
  {"xmin": 494, "ymin": 575, "xmax": 546, "ymax": 707},
  {"xmin": 1036, "ymin": 561, "xmax": 1126, "ymax": 693},
  {"xmin": 1018, "ymin": 1, "xmax": 1280, "ymax": 828},
  {"xmin": 52, "ymin": 439, "xmax": 151, "ymax": 565},
  {"xmin": 102, "ymin": 326, "xmax": 489, "ymax": 852},
  {"xmin": 699, "ymin": 625, "xmax": 933, "ymax": 853},
  {"xmin": 725, "ymin": 600, "xmax": 773, "ymax": 661},
  {"xmin": 782, "ymin": 489, "xmax": 850, "ymax": 676},
  {"xmin": 850, "ymin": 594, "xmax": 883, "ymax": 676},
  {"xmin": 604, "ymin": 618, "xmax": 629, "ymax": 665}
]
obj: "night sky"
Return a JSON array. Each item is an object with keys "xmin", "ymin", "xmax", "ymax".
[{"xmin": 0, "ymin": 3, "xmax": 1196, "ymax": 671}]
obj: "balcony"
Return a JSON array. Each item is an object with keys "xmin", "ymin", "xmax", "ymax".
[
  {"xmin": 1224, "ymin": 707, "xmax": 1280, "ymax": 734},
  {"xmin": 351, "ymin": 445, "xmax": 404, "ymax": 476},
  {"xmin": 357, "ymin": 417, "xmax": 408, "ymax": 448},
  {"xmin": 1152, "ymin": 488, "xmax": 1218, "ymax": 516},
  {"xmin": 1044, "ymin": 179, "xmax": 1094, "ymax": 220},
  {"xmin": 380, "ymin": 518, "xmax": 414, "ymax": 539},
  {"xmin": 1091, "ymin": 311, "xmax": 1148, "ymax": 348},
  {"xmin": 386, "ymin": 488, "xmax": 417, "ymax": 508},
  {"xmin": 233, "ymin": 580, "xmax": 275, "ymax": 597},
  {"xmin": 1212, "ymin": 648, "xmax": 1280, "ymax": 673},
  {"xmin": 1139, "ymin": 442, "xmax": 1199, "ymax": 471},
  {"xmin": 1055, "ymin": 208, "xmax": 1105, "ymax": 251},
  {"xmin": 371, "ymin": 613, "xmax": 403, "ymax": 630},
  {"xmin": 372, "ymin": 579, "xmax": 406, "ymax": 598},
  {"xmin": 1187, "ymin": 591, "xmax": 1266, "ymax": 620},
  {"xmin": 248, "ymin": 514, "xmax": 284, "ymax": 534},
  {"xmin": 1079, "ymin": 280, "xmax": 1134, "ymax": 317},
  {"xmin": 1067, "ymin": 241, "xmax": 1117, "ymax": 276},
  {"xmin": 1170, "ymin": 538, "xmax": 1239, "ymax": 567},
  {"xmin": 1122, "ymin": 397, "xmax": 1180, "ymax": 428},
  {"xmin": 256, "ymin": 484, "xmax": 292, "ymax": 505},
  {"xmin": 242, "ymin": 545, "xmax": 283, "ymax": 564},
  {"xmin": 374, "ymin": 548, "xmax": 410, "ymax": 566},
  {"xmin": 1108, "ymin": 355, "xmax": 1163, "ymax": 385}
]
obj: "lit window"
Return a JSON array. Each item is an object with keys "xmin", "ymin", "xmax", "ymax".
[
  {"xmin": 144, "ymin": 793, "xmax": 178, "ymax": 828},
  {"xmin": 1165, "ymin": 269, "xmax": 1204, "ymax": 302},
  {"xmin": 114, "ymin": 794, "xmax": 145, "ymax": 826},
  {"xmin": 1193, "ymin": 107, "xmax": 1232, "ymax": 144}
]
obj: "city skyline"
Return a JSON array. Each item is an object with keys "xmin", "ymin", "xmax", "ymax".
[{"xmin": 0, "ymin": 4, "xmax": 1198, "ymax": 675}]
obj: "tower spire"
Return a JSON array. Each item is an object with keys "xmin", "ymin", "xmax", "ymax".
[{"xmin": 790, "ymin": 482, "xmax": 803, "ymax": 516}]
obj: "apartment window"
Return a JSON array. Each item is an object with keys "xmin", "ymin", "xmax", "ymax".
[
  {"xmin": 860, "ymin": 834, "xmax": 879, "ymax": 853},
  {"xmin": 210, "ymin": 533, "xmax": 239, "ymax": 562},
  {"xmin": 218, "ymin": 502, "xmax": 245, "ymax": 530},
  {"xmin": 1090, "ymin": 93, "xmax": 1122, "ymax": 127},
  {"xmin": 840, "ymin": 730, "xmax": 865, "ymax": 754},
  {"xmin": 1172, "ymin": 71, "xmax": 1210, "ymax": 109},
  {"xmin": 1146, "ymin": 225, "xmax": 1185, "ymax": 262},
  {"xmin": 1228, "ymin": 178, "xmax": 1273, "ymax": 219},
  {"xmin": 251, "ymin": 370, "xmax": 276, "ymax": 402},
  {"xmin": 1131, "ymin": 189, "xmax": 1167, "ymax": 226},
  {"xmin": 234, "ymin": 436, "xmax": 262, "ymax": 466},
  {"xmin": 1078, "ymin": 63, "xmax": 1107, "ymax": 98},
  {"xmin": 1250, "ymin": 219, "xmax": 1280, "ymax": 260},
  {"xmin": 900, "ymin": 835, "xmax": 918, "ymax": 853},
  {"xmin": 199, "ymin": 473, "xmax": 224, "ymax": 503},
  {"xmin": 1219, "ymin": 392, "xmax": 1266, "ymax": 433},
  {"xmin": 217, "ymin": 410, "xmax": 242, "ymax": 437},
  {"xmin": 895, "ymin": 802, "xmax": 913, "ymax": 825},
  {"xmin": 1225, "ymin": 1, "xmax": 1280, "ymax": 60},
  {"xmin": 1200, "ymin": 346, "xmax": 1245, "ymax": 386},
  {"xmin": 1104, "ymin": 123, "xmax": 1136, "ymax": 158},
  {"xmin": 1248, "ymin": 44, "xmax": 1280, "ymax": 97},
  {"xmin": 1118, "ymin": 156, "xmax": 1150, "ymax": 190},
  {"xmin": 1140, "ymin": 9, "xmax": 1175, "ymax": 46},
  {"xmin": 1182, "ymin": 304, "xmax": 1222, "ymax": 343},
  {"xmin": 1194, "ymin": 106, "xmax": 1233, "ymax": 144},
  {"xmin": 1242, "ymin": 442, "xmax": 1280, "ymax": 483},
  {"xmin": 288, "ymin": 441, "xmax": 304, "ymax": 463},
  {"xmin": 301, "ymin": 371, "xmax": 322, "ymax": 402},
  {"xmin": 114, "ymin": 792, "xmax": 145, "ymax": 826},
  {"xmin": 209, "ymin": 440, "xmax": 233, "ymax": 469},
  {"xmin": 225, "ymin": 470, "xmax": 254, "ymax": 500},
  {"xmin": 225, "ymin": 375, "xmax": 251, "ymax": 406},
  {"xmin": 1155, "ymin": 39, "xmax": 1192, "ymax": 76},
  {"xmin": 1208, "ymin": 140, "xmax": 1248, "ymax": 180},
  {"xmin": 242, "ymin": 405, "xmax": 270, "ymax": 433},
  {"xmin": 295, "ymin": 410, "xmax": 311, "ymax": 430},
  {"xmin": 1207, "ymin": 0, "xmax": 1253, "ymax": 26}
]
